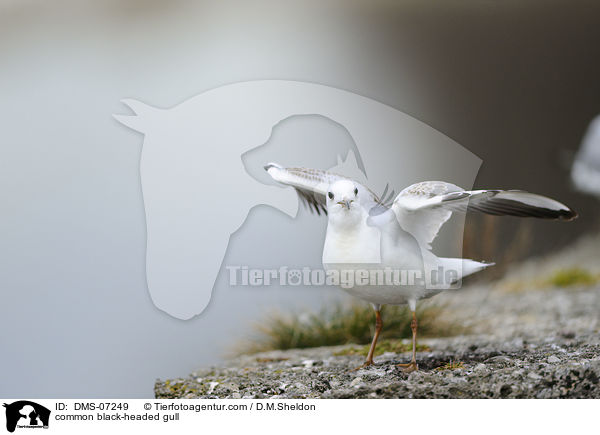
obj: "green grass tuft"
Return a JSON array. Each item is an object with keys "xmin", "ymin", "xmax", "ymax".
[
  {"xmin": 435, "ymin": 360, "xmax": 465, "ymax": 371},
  {"xmin": 235, "ymin": 302, "xmax": 462, "ymax": 355},
  {"xmin": 548, "ymin": 268, "xmax": 598, "ymax": 288}
]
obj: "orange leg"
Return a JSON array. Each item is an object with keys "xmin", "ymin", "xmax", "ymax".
[
  {"xmin": 353, "ymin": 309, "xmax": 382, "ymax": 370},
  {"xmin": 397, "ymin": 310, "xmax": 418, "ymax": 372}
]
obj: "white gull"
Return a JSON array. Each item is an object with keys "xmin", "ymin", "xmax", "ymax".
[{"xmin": 265, "ymin": 163, "xmax": 577, "ymax": 371}]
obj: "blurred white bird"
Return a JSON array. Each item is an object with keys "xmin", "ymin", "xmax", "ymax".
[
  {"xmin": 265, "ymin": 163, "xmax": 577, "ymax": 371},
  {"xmin": 572, "ymin": 115, "xmax": 600, "ymax": 197}
]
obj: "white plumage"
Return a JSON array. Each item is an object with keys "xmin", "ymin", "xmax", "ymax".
[
  {"xmin": 265, "ymin": 162, "xmax": 576, "ymax": 370},
  {"xmin": 572, "ymin": 115, "xmax": 600, "ymax": 197}
]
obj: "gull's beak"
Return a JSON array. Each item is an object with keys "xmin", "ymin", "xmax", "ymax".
[{"xmin": 338, "ymin": 200, "xmax": 353, "ymax": 209}]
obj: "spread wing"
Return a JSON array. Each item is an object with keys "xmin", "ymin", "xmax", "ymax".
[
  {"xmin": 264, "ymin": 163, "xmax": 394, "ymax": 215},
  {"xmin": 392, "ymin": 181, "xmax": 578, "ymax": 249}
]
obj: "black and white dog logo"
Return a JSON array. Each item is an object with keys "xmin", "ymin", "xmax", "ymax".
[{"xmin": 3, "ymin": 401, "xmax": 50, "ymax": 432}]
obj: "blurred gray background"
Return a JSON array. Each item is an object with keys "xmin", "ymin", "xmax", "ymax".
[{"xmin": 1, "ymin": 0, "xmax": 599, "ymax": 398}]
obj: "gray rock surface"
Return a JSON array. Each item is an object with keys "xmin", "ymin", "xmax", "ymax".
[
  {"xmin": 155, "ymin": 235, "xmax": 600, "ymax": 399},
  {"xmin": 155, "ymin": 332, "xmax": 600, "ymax": 399}
]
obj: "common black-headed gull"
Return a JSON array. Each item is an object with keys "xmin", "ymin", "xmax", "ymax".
[{"xmin": 265, "ymin": 163, "xmax": 577, "ymax": 371}]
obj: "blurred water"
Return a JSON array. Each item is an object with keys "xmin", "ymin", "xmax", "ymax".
[{"xmin": 0, "ymin": 2, "xmax": 353, "ymax": 397}]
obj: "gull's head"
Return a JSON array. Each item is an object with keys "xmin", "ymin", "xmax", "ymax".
[
  {"xmin": 327, "ymin": 180, "xmax": 359, "ymax": 210},
  {"xmin": 326, "ymin": 180, "xmax": 363, "ymax": 225}
]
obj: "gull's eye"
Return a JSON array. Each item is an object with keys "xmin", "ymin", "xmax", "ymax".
[
  {"xmin": 354, "ymin": 187, "xmax": 358, "ymax": 196},
  {"xmin": 328, "ymin": 192, "xmax": 334, "ymax": 200}
]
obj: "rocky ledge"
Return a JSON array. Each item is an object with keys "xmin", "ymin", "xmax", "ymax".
[
  {"xmin": 155, "ymin": 331, "xmax": 600, "ymax": 399},
  {"xmin": 155, "ymin": 236, "xmax": 600, "ymax": 399}
]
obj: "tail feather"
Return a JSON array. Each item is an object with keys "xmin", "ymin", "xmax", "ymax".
[{"xmin": 439, "ymin": 258, "xmax": 494, "ymax": 281}]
